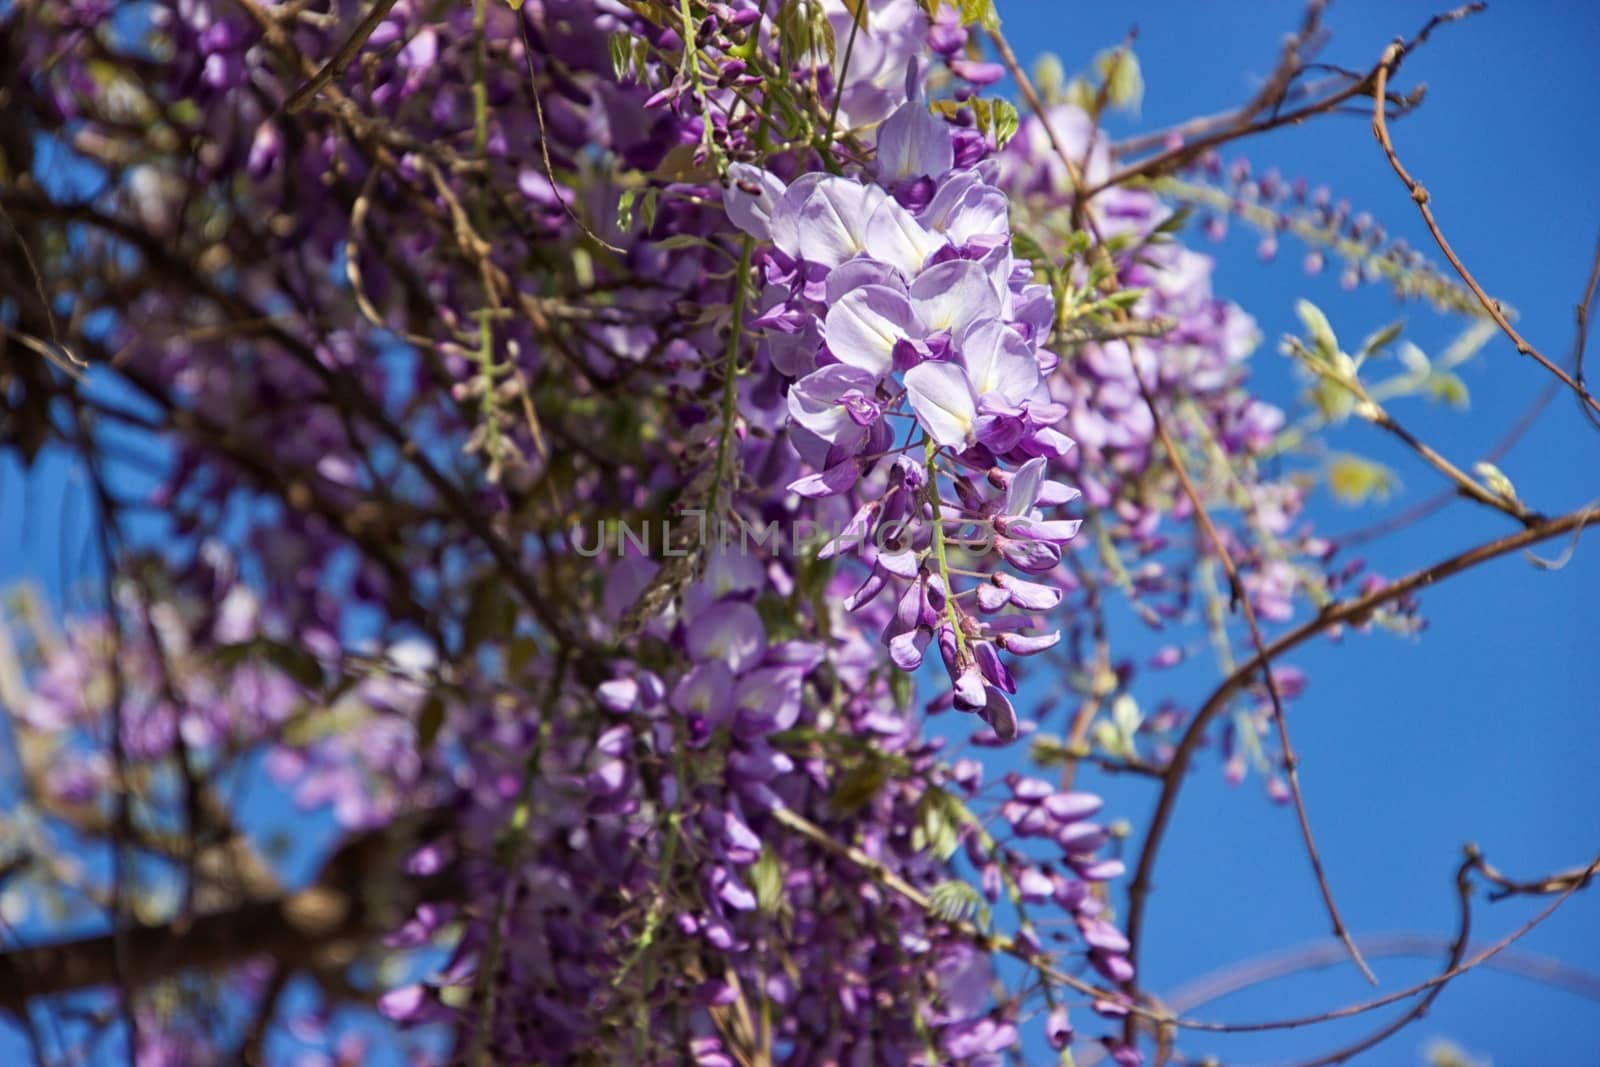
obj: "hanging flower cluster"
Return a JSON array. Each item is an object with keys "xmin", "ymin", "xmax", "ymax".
[{"xmin": 720, "ymin": 82, "xmax": 1083, "ymax": 741}]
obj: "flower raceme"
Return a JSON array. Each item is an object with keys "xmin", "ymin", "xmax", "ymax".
[{"xmin": 724, "ymin": 90, "xmax": 1080, "ymax": 742}]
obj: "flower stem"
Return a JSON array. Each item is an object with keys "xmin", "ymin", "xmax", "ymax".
[
  {"xmin": 709, "ymin": 236, "xmax": 755, "ymax": 521},
  {"xmin": 924, "ymin": 437, "xmax": 966, "ymax": 655}
]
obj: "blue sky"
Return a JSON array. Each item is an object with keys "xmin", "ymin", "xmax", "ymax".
[
  {"xmin": 1, "ymin": 2, "xmax": 1595, "ymax": 1064},
  {"xmin": 992, "ymin": 2, "xmax": 1600, "ymax": 1064}
]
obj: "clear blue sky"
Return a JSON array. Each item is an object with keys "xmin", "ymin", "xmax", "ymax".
[{"xmin": 1, "ymin": 2, "xmax": 1595, "ymax": 1064}]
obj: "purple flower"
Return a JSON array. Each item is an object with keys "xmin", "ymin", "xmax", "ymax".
[
  {"xmin": 723, "ymin": 162, "xmax": 787, "ymax": 241},
  {"xmin": 787, "ymin": 364, "xmax": 881, "ymax": 449},
  {"xmin": 876, "ymin": 85, "xmax": 955, "ymax": 182}
]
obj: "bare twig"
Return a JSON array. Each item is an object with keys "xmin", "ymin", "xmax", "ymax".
[
  {"xmin": 1370, "ymin": 40, "xmax": 1600, "ymax": 420},
  {"xmin": 1132, "ymin": 368, "xmax": 1378, "ymax": 991},
  {"xmin": 282, "ymin": 0, "xmax": 401, "ymax": 114},
  {"xmin": 1571, "ymin": 230, "xmax": 1600, "ymax": 429},
  {"xmin": 1163, "ymin": 932, "xmax": 1600, "ymax": 1017},
  {"xmin": 1080, "ymin": 4, "xmax": 1483, "ymax": 198},
  {"xmin": 1338, "ymin": 381, "xmax": 1557, "ymax": 549},
  {"xmin": 1280, "ymin": 854, "xmax": 1475, "ymax": 1067},
  {"xmin": 1122, "ymin": 506, "xmax": 1599, "ymax": 1012}
]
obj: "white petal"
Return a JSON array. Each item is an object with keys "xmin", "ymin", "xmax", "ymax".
[
  {"xmin": 862, "ymin": 196, "xmax": 948, "ymax": 275},
  {"xmin": 910, "ymin": 259, "xmax": 1000, "ymax": 335},
  {"xmin": 960, "ymin": 319, "xmax": 1040, "ymax": 403},
  {"xmin": 904, "ymin": 361, "xmax": 977, "ymax": 448}
]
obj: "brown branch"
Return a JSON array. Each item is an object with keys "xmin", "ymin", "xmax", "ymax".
[
  {"xmin": 1472, "ymin": 851, "xmax": 1599, "ymax": 902},
  {"xmin": 1571, "ymin": 230, "xmax": 1600, "ymax": 429},
  {"xmin": 281, "ymin": 0, "xmax": 401, "ymax": 114},
  {"xmin": 1132, "ymin": 369, "xmax": 1378, "ymax": 1000},
  {"xmin": 1076, "ymin": 849, "xmax": 1600, "ymax": 1064},
  {"xmin": 1075, "ymin": 4, "xmax": 1483, "ymax": 199},
  {"xmin": 1281, "ymin": 855, "xmax": 1475, "ymax": 1067},
  {"xmin": 0, "ymin": 187, "xmax": 595, "ymax": 661},
  {"xmin": 1122, "ymin": 505, "xmax": 1599, "ymax": 1018},
  {"xmin": 1163, "ymin": 933, "xmax": 1600, "ymax": 1017},
  {"xmin": 0, "ymin": 809, "xmax": 458, "ymax": 1011},
  {"xmin": 1337, "ymin": 381, "xmax": 1557, "ymax": 549},
  {"xmin": 1370, "ymin": 40, "xmax": 1600, "ymax": 420}
]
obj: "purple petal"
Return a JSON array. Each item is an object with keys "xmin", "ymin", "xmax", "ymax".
[
  {"xmin": 981, "ymin": 686, "xmax": 1018, "ymax": 741},
  {"xmin": 960, "ymin": 318, "xmax": 1040, "ymax": 404},
  {"xmin": 724, "ymin": 163, "xmax": 787, "ymax": 240},
  {"xmin": 877, "ymin": 96, "xmax": 955, "ymax": 181},
  {"xmin": 889, "ymin": 628, "xmax": 930, "ymax": 670},
  {"xmin": 999, "ymin": 630, "xmax": 1060, "ymax": 656}
]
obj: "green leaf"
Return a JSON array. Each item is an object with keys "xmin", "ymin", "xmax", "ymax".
[
  {"xmin": 608, "ymin": 32, "xmax": 633, "ymax": 83},
  {"xmin": 912, "ymin": 787, "xmax": 961, "ymax": 861},
  {"xmin": 1426, "ymin": 370, "xmax": 1470, "ymax": 409},
  {"xmin": 1295, "ymin": 299, "xmax": 1340, "ymax": 361},
  {"xmin": 751, "ymin": 846, "xmax": 785, "ymax": 914},
  {"xmin": 1152, "ymin": 203, "xmax": 1194, "ymax": 237},
  {"xmin": 813, "ymin": 2, "xmax": 838, "ymax": 66},
  {"xmin": 1029, "ymin": 733, "xmax": 1073, "ymax": 767},
  {"xmin": 778, "ymin": 0, "xmax": 809, "ymax": 72},
  {"xmin": 1011, "ymin": 230, "xmax": 1049, "ymax": 266},
  {"xmin": 969, "ymin": 97, "xmax": 993, "ymax": 140},
  {"xmin": 1094, "ymin": 48, "xmax": 1143, "ymax": 113},
  {"xmin": 1358, "ymin": 319, "xmax": 1405, "ymax": 357},
  {"xmin": 1438, "ymin": 317, "xmax": 1496, "ymax": 369},
  {"xmin": 615, "ymin": 188, "xmax": 637, "ymax": 230},
  {"xmin": 1032, "ymin": 52, "xmax": 1066, "ymax": 102},
  {"xmin": 1305, "ymin": 375, "xmax": 1357, "ymax": 424},
  {"xmin": 1474, "ymin": 461, "xmax": 1518, "ymax": 502},
  {"xmin": 831, "ymin": 756, "xmax": 888, "ymax": 815},
  {"xmin": 927, "ymin": 880, "xmax": 982, "ymax": 923},
  {"xmin": 889, "ymin": 667, "xmax": 914, "ymax": 711},
  {"xmin": 991, "ymin": 99, "xmax": 1020, "ymax": 149},
  {"xmin": 651, "ymin": 233, "xmax": 712, "ymax": 251},
  {"xmin": 640, "ymin": 187, "xmax": 659, "ymax": 232},
  {"xmin": 1111, "ymin": 693, "xmax": 1141, "ymax": 759},
  {"xmin": 957, "ymin": 0, "xmax": 999, "ymax": 31},
  {"xmin": 1397, "ymin": 340, "xmax": 1431, "ymax": 379},
  {"xmin": 1326, "ymin": 453, "xmax": 1398, "ymax": 505},
  {"xmin": 504, "ymin": 0, "xmax": 525, "ymax": 9}
]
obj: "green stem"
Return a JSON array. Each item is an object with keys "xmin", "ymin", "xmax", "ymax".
[
  {"xmin": 924, "ymin": 437, "xmax": 966, "ymax": 655},
  {"xmin": 822, "ymin": 3, "xmax": 864, "ymax": 153},
  {"xmin": 708, "ymin": 236, "xmax": 755, "ymax": 521},
  {"xmin": 472, "ymin": 0, "xmax": 489, "ymax": 158}
]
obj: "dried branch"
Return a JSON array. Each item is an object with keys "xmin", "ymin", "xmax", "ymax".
[
  {"xmin": 1370, "ymin": 39, "xmax": 1600, "ymax": 421},
  {"xmin": 1163, "ymin": 933, "xmax": 1600, "ymax": 1017},
  {"xmin": 1132, "ymin": 370, "xmax": 1378, "ymax": 1000},
  {"xmin": 1123, "ymin": 505, "xmax": 1599, "ymax": 1010},
  {"xmin": 281, "ymin": 0, "xmax": 401, "ymax": 114}
]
